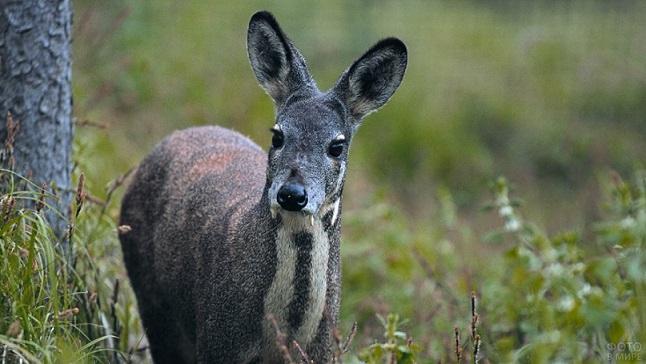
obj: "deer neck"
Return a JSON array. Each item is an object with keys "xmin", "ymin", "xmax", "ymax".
[{"xmin": 261, "ymin": 189, "xmax": 342, "ymax": 354}]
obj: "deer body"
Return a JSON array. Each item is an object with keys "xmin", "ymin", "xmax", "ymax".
[{"xmin": 119, "ymin": 11, "xmax": 406, "ymax": 363}]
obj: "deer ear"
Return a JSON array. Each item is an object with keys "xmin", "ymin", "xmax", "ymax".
[
  {"xmin": 333, "ymin": 38, "xmax": 407, "ymax": 121},
  {"xmin": 247, "ymin": 11, "xmax": 315, "ymax": 107}
]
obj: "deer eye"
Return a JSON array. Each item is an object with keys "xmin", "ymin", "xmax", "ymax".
[
  {"xmin": 328, "ymin": 139, "xmax": 345, "ymax": 158},
  {"xmin": 270, "ymin": 127, "xmax": 284, "ymax": 149}
]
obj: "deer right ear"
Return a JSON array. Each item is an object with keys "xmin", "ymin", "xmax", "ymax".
[{"xmin": 247, "ymin": 11, "xmax": 314, "ymax": 107}]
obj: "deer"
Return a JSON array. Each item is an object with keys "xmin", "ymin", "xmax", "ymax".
[{"xmin": 119, "ymin": 10, "xmax": 407, "ymax": 363}]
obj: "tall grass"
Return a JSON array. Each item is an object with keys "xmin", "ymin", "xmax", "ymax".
[
  {"xmin": 0, "ymin": 166, "xmax": 146, "ymax": 363},
  {"xmin": 1, "ymin": 139, "xmax": 644, "ymax": 362}
]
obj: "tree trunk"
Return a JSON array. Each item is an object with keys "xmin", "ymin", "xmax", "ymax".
[{"xmin": 0, "ymin": 0, "xmax": 74, "ymax": 243}]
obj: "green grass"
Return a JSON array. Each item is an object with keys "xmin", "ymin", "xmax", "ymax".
[
  {"xmin": 2, "ymin": 0, "xmax": 645, "ymax": 362},
  {"xmin": 0, "ymin": 169, "xmax": 146, "ymax": 363},
  {"xmin": 339, "ymin": 172, "xmax": 646, "ymax": 362},
  {"xmin": 2, "ymin": 166, "xmax": 644, "ymax": 362}
]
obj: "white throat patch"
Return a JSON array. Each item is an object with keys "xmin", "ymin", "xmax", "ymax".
[{"xmin": 262, "ymin": 214, "xmax": 330, "ymax": 356}]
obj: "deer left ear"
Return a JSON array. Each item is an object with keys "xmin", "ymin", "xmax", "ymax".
[{"xmin": 332, "ymin": 37, "xmax": 408, "ymax": 121}]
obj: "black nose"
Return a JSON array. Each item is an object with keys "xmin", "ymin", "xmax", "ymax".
[{"xmin": 277, "ymin": 184, "xmax": 308, "ymax": 211}]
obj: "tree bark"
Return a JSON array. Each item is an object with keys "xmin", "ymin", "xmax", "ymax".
[{"xmin": 0, "ymin": 0, "xmax": 74, "ymax": 242}]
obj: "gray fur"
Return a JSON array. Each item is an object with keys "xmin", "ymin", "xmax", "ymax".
[{"xmin": 119, "ymin": 10, "xmax": 407, "ymax": 363}]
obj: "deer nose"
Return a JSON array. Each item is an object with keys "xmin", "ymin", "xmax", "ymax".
[{"xmin": 277, "ymin": 184, "xmax": 308, "ymax": 211}]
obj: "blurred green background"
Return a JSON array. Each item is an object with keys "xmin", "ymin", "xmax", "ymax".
[
  {"xmin": 70, "ymin": 0, "xmax": 645, "ymax": 361},
  {"xmin": 74, "ymin": 0, "xmax": 645, "ymax": 230}
]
